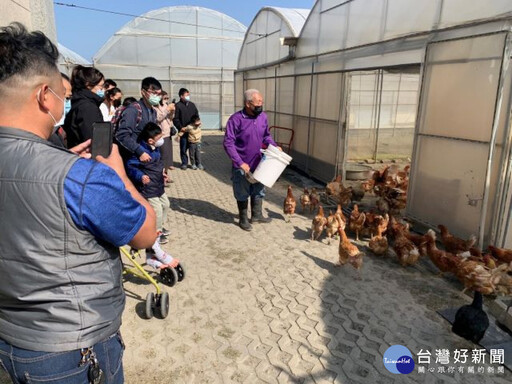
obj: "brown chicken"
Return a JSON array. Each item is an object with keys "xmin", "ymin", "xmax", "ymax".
[
  {"xmin": 338, "ymin": 185, "xmax": 353, "ymax": 207},
  {"xmin": 393, "ymin": 229, "xmax": 420, "ymax": 267},
  {"xmin": 369, "ymin": 235, "xmax": 389, "ymax": 256},
  {"xmin": 438, "ymin": 224, "xmax": 476, "ymax": 254},
  {"xmin": 299, "ymin": 187, "xmax": 311, "ymax": 213},
  {"xmin": 283, "ymin": 185, "xmax": 296, "ymax": 223},
  {"xmin": 494, "ymin": 263, "xmax": 512, "ymax": 295},
  {"xmin": 351, "ymin": 184, "xmax": 365, "ymax": 202},
  {"xmin": 372, "ymin": 165, "xmax": 390, "ymax": 187},
  {"xmin": 375, "ymin": 214, "xmax": 389, "ymax": 237},
  {"xmin": 311, "ymin": 205, "xmax": 327, "ymax": 241},
  {"xmin": 487, "ymin": 245, "xmax": 512, "ymax": 264},
  {"xmin": 325, "ymin": 211, "xmax": 341, "ymax": 245},
  {"xmin": 468, "ymin": 247, "xmax": 498, "ymax": 269},
  {"xmin": 424, "ymin": 229, "xmax": 460, "ymax": 275},
  {"xmin": 326, "ymin": 175, "xmax": 342, "ymax": 196},
  {"xmin": 376, "ymin": 197, "xmax": 390, "ymax": 214},
  {"xmin": 454, "ymin": 258, "xmax": 497, "ymax": 295},
  {"xmin": 309, "ymin": 188, "xmax": 320, "ymax": 213},
  {"xmin": 349, "ymin": 204, "xmax": 366, "ymax": 241},
  {"xmin": 335, "ymin": 204, "xmax": 346, "ymax": 225},
  {"xmin": 388, "ymin": 216, "xmax": 428, "ymax": 256},
  {"xmin": 360, "ymin": 179, "xmax": 375, "ymax": 194},
  {"xmin": 338, "ymin": 226, "xmax": 363, "ymax": 279}
]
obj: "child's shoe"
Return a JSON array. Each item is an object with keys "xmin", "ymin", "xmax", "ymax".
[
  {"xmin": 191, "ymin": 165, "xmax": 198, "ymax": 170},
  {"xmin": 161, "ymin": 227, "xmax": 170, "ymax": 236},
  {"xmin": 159, "ymin": 234, "xmax": 169, "ymax": 244},
  {"xmin": 198, "ymin": 164, "xmax": 204, "ymax": 170}
]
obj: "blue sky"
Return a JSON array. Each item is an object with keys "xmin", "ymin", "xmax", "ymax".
[{"xmin": 54, "ymin": 0, "xmax": 315, "ymax": 61}]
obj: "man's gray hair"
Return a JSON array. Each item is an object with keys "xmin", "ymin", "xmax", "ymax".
[{"xmin": 244, "ymin": 89, "xmax": 261, "ymax": 103}]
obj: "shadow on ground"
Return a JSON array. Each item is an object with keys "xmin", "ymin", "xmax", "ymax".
[{"xmin": 170, "ymin": 197, "xmax": 235, "ymax": 224}]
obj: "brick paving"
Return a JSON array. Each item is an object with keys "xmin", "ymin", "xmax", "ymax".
[
  {"xmin": 119, "ymin": 132, "xmax": 512, "ymax": 383},
  {"xmin": 1, "ymin": 132, "xmax": 509, "ymax": 384}
]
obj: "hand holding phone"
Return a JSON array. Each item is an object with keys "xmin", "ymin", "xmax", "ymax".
[{"xmin": 91, "ymin": 122, "xmax": 113, "ymax": 159}]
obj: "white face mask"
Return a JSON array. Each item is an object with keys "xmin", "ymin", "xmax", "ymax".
[
  {"xmin": 154, "ymin": 138, "xmax": 165, "ymax": 147},
  {"xmin": 38, "ymin": 87, "xmax": 64, "ymax": 126}
]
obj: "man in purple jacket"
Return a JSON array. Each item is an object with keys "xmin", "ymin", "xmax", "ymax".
[{"xmin": 224, "ymin": 89, "xmax": 278, "ymax": 231}]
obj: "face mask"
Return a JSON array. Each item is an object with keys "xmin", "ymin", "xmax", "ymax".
[
  {"xmin": 154, "ymin": 138, "xmax": 165, "ymax": 147},
  {"xmin": 148, "ymin": 94, "xmax": 162, "ymax": 106},
  {"xmin": 38, "ymin": 87, "xmax": 64, "ymax": 126},
  {"xmin": 96, "ymin": 89, "xmax": 105, "ymax": 98},
  {"xmin": 113, "ymin": 99, "xmax": 121, "ymax": 108},
  {"xmin": 184, "ymin": 95, "xmax": 191, "ymax": 101},
  {"xmin": 253, "ymin": 105, "xmax": 263, "ymax": 116},
  {"xmin": 64, "ymin": 99, "xmax": 72, "ymax": 115},
  {"xmin": 54, "ymin": 98, "xmax": 71, "ymax": 128}
]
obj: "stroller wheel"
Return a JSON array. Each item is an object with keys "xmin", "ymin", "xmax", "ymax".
[
  {"xmin": 176, "ymin": 263, "xmax": 186, "ymax": 282},
  {"xmin": 160, "ymin": 267, "xmax": 178, "ymax": 287},
  {"xmin": 145, "ymin": 292, "xmax": 154, "ymax": 319},
  {"xmin": 157, "ymin": 292, "xmax": 170, "ymax": 319}
]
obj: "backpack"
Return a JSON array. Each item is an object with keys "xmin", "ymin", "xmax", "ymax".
[{"xmin": 111, "ymin": 101, "xmax": 143, "ymax": 135}]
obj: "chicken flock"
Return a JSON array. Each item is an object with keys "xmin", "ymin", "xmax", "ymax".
[{"xmin": 283, "ymin": 164, "xmax": 512, "ymax": 296}]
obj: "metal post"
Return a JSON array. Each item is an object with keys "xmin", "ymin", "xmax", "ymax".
[
  {"xmin": 479, "ymin": 34, "xmax": 511, "ymax": 247},
  {"xmin": 274, "ymin": 67, "xmax": 278, "ymax": 126},
  {"xmin": 337, "ymin": 72, "xmax": 349, "ymax": 180},
  {"xmin": 374, "ymin": 69, "xmax": 384, "ymax": 161},
  {"xmin": 305, "ymin": 62, "xmax": 315, "ymax": 174},
  {"xmin": 219, "ymin": 68, "xmax": 223, "ymax": 130},
  {"xmin": 405, "ymin": 42, "xmax": 429, "ymax": 216}
]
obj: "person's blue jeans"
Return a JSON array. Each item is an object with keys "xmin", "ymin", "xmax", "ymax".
[
  {"xmin": 0, "ymin": 332, "xmax": 124, "ymax": 384},
  {"xmin": 231, "ymin": 167, "xmax": 265, "ymax": 202},
  {"xmin": 179, "ymin": 134, "xmax": 189, "ymax": 167}
]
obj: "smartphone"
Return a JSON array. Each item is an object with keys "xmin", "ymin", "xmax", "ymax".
[{"xmin": 91, "ymin": 122, "xmax": 113, "ymax": 159}]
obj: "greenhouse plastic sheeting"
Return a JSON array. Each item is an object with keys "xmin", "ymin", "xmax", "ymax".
[
  {"xmin": 94, "ymin": 6, "xmax": 246, "ymax": 129},
  {"xmin": 58, "ymin": 43, "xmax": 90, "ymax": 75},
  {"xmin": 407, "ymin": 33, "xmax": 508, "ymax": 242},
  {"xmin": 238, "ymin": 7, "xmax": 309, "ymax": 70},
  {"xmin": 296, "ymin": 0, "xmax": 512, "ymax": 58}
]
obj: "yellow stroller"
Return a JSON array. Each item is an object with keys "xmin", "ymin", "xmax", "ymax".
[{"xmin": 120, "ymin": 247, "xmax": 185, "ymax": 319}]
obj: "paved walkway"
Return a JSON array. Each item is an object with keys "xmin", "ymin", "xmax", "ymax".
[
  {"xmin": 119, "ymin": 132, "xmax": 512, "ymax": 383},
  {"xmin": 0, "ymin": 132, "xmax": 508, "ymax": 384}
]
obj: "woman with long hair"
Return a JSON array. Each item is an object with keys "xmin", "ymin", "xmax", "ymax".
[
  {"xmin": 100, "ymin": 87, "xmax": 122, "ymax": 122},
  {"xmin": 64, "ymin": 65, "xmax": 105, "ymax": 148}
]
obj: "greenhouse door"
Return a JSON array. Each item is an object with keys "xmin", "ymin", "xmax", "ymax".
[
  {"xmin": 343, "ymin": 69, "xmax": 419, "ymax": 163},
  {"xmin": 406, "ymin": 32, "xmax": 511, "ymax": 245}
]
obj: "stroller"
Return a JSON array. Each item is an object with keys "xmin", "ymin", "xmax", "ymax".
[{"xmin": 120, "ymin": 247, "xmax": 185, "ymax": 319}]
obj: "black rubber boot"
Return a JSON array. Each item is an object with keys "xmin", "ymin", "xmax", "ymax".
[
  {"xmin": 250, "ymin": 198, "xmax": 271, "ymax": 224},
  {"xmin": 237, "ymin": 200, "xmax": 252, "ymax": 231}
]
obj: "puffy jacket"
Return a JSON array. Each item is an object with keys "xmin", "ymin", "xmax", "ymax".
[
  {"xmin": 64, "ymin": 88, "xmax": 104, "ymax": 148},
  {"xmin": 126, "ymin": 141, "xmax": 165, "ymax": 199}
]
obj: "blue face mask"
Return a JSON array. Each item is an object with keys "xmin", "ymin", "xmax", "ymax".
[
  {"xmin": 64, "ymin": 99, "xmax": 71, "ymax": 115},
  {"xmin": 184, "ymin": 95, "xmax": 191, "ymax": 101},
  {"xmin": 96, "ymin": 89, "xmax": 105, "ymax": 98}
]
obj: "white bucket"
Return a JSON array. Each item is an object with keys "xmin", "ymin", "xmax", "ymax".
[{"xmin": 252, "ymin": 144, "xmax": 292, "ymax": 188}]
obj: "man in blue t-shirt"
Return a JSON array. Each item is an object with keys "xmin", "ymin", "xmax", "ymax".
[{"xmin": 0, "ymin": 23, "xmax": 156, "ymax": 383}]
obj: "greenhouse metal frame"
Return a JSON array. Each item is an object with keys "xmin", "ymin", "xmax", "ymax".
[
  {"xmin": 236, "ymin": 0, "xmax": 512, "ymax": 247},
  {"xmin": 94, "ymin": 6, "xmax": 246, "ymax": 129}
]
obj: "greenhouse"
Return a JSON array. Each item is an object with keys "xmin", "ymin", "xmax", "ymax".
[
  {"xmin": 94, "ymin": 6, "xmax": 246, "ymax": 129},
  {"xmin": 237, "ymin": 0, "xmax": 512, "ymax": 247},
  {"xmin": 57, "ymin": 43, "xmax": 90, "ymax": 75}
]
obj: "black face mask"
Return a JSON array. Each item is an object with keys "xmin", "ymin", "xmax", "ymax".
[
  {"xmin": 253, "ymin": 106, "xmax": 263, "ymax": 116},
  {"xmin": 113, "ymin": 99, "xmax": 121, "ymax": 108}
]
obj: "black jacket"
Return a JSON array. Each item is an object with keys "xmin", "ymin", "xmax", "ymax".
[
  {"xmin": 64, "ymin": 89, "xmax": 104, "ymax": 148},
  {"xmin": 126, "ymin": 141, "xmax": 164, "ymax": 199},
  {"xmin": 173, "ymin": 100, "xmax": 199, "ymax": 130}
]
